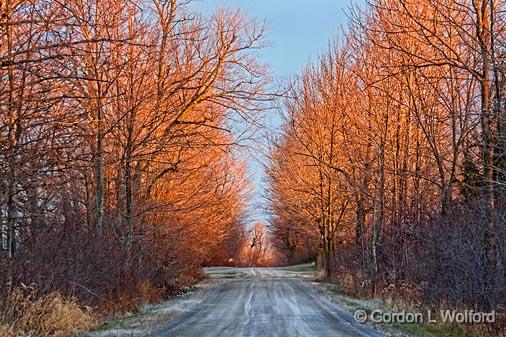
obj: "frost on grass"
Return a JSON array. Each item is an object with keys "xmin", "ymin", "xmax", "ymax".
[
  {"xmin": 310, "ymin": 282, "xmax": 412, "ymax": 337},
  {"xmin": 87, "ymin": 282, "xmax": 214, "ymax": 337},
  {"xmin": 311, "ymin": 282, "xmax": 381, "ymax": 313}
]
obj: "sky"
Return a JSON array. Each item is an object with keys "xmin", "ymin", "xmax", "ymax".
[
  {"xmin": 191, "ymin": 0, "xmax": 352, "ymax": 77},
  {"xmin": 190, "ymin": 0, "xmax": 355, "ymax": 225}
]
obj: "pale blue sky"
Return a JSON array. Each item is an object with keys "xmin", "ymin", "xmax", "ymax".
[
  {"xmin": 192, "ymin": 0, "xmax": 353, "ymax": 77},
  {"xmin": 191, "ymin": 0, "xmax": 356, "ymax": 224}
]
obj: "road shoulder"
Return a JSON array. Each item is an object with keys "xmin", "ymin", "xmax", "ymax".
[{"xmin": 85, "ymin": 281, "xmax": 216, "ymax": 337}]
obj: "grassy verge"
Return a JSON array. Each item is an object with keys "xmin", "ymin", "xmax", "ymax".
[
  {"xmin": 283, "ymin": 262, "xmax": 316, "ymax": 273},
  {"xmin": 312, "ymin": 282, "xmax": 482, "ymax": 337},
  {"xmin": 206, "ymin": 271, "xmax": 241, "ymax": 279},
  {"xmin": 87, "ymin": 281, "xmax": 214, "ymax": 337}
]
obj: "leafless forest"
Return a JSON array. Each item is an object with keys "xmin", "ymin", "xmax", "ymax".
[
  {"xmin": 1, "ymin": 0, "xmax": 506, "ymax": 336},
  {"xmin": 268, "ymin": 0, "xmax": 506, "ymax": 319},
  {"xmin": 0, "ymin": 0, "xmax": 270, "ymax": 321}
]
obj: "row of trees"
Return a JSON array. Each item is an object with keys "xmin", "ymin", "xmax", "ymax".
[
  {"xmin": 0, "ymin": 0, "xmax": 268, "ymax": 309},
  {"xmin": 268, "ymin": 0, "xmax": 505, "ymax": 311}
]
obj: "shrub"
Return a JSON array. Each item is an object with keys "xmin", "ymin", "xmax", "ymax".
[{"xmin": 137, "ymin": 281, "xmax": 164, "ymax": 305}]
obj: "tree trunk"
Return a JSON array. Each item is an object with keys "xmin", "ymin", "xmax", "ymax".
[
  {"xmin": 371, "ymin": 114, "xmax": 387, "ymax": 296},
  {"xmin": 94, "ymin": 102, "xmax": 104, "ymax": 236},
  {"xmin": 475, "ymin": 0, "xmax": 496, "ymax": 310},
  {"xmin": 124, "ymin": 123, "xmax": 134, "ymax": 252}
]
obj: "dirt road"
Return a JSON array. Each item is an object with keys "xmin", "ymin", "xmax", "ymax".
[{"xmin": 148, "ymin": 267, "xmax": 385, "ymax": 337}]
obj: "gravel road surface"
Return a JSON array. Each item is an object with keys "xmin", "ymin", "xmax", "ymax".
[{"xmin": 148, "ymin": 267, "xmax": 385, "ymax": 337}]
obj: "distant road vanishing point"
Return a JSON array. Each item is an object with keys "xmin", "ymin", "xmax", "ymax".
[{"xmin": 148, "ymin": 267, "xmax": 386, "ymax": 337}]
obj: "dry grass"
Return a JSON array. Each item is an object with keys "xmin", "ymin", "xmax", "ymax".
[
  {"xmin": 0, "ymin": 284, "xmax": 96, "ymax": 337},
  {"xmin": 88, "ymin": 281, "xmax": 214, "ymax": 337},
  {"xmin": 0, "ymin": 325, "xmax": 16, "ymax": 337},
  {"xmin": 137, "ymin": 281, "xmax": 164, "ymax": 305},
  {"xmin": 101, "ymin": 280, "xmax": 166, "ymax": 314}
]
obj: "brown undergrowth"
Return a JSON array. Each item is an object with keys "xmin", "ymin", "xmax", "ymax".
[{"xmin": 0, "ymin": 284, "xmax": 96, "ymax": 337}]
